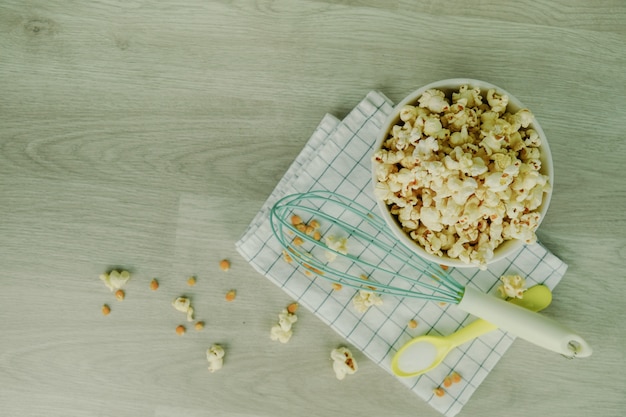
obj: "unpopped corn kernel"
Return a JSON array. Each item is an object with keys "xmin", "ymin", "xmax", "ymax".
[
  {"xmin": 287, "ymin": 302, "xmax": 298, "ymax": 314},
  {"xmin": 225, "ymin": 290, "xmax": 236, "ymax": 302},
  {"xmin": 150, "ymin": 278, "xmax": 159, "ymax": 291},
  {"xmin": 115, "ymin": 289, "xmax": 125, "ymax": 301},
  {"xmin": 187, "ymin": 276, "xmax": 197, "ymax": 286},
  {"xmin": 451, "ymin": 372, "xmax": 462, "ymax": 383},
  {"xmin": 194, "ymin": 321, "xmax": 205, "ymax": 331},
  {"xmin": 102, "ymin": 304, "xmax": 111, "ymax": 315},
  {"xmin": 408, "ymin": 319, "xmax": 418, "ymax": 329},
  {"xmin": 433, "ymin": 387, "xmax": 445, "ymax": 397},
  {"xmin": 219, "ymin": 259, "xmax": 231, "ymax": 271},
  {"xmin": 175, "ymin": 325, "xmax": 186, "ymax": 336}
]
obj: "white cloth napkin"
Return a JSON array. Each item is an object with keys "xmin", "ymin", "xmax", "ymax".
[{"xmin": 235, "ymin": 91, "xmax": 568, "ymax": 417}]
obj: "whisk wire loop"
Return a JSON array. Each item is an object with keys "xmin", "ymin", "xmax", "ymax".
[{"xmin": 270, "ymin": 191, "xmax": 465, "ymax": 302}]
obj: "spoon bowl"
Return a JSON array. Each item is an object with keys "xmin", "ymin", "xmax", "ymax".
[{"xmin": 392, "ymin": 285, "xmax": 553, "ymax": 377}]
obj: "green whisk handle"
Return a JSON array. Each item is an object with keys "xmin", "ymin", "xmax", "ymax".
[{"xmin": 458, "ymin": 287, "xmax": 592, "ymax": 358}]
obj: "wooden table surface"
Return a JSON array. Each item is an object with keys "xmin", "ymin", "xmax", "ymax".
[{"xmin": 2, "ymin": 1, "xmax": 625, "ymax": 416}]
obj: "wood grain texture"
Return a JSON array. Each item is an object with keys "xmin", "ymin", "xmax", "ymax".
[{"xmin": 1, "ymin": 1, "xmax": 625, "ymax": 416}]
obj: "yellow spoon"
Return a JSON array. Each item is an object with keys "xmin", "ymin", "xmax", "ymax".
[{"xmin": 391, "ymin": 285, "xmax": 553, "ymax": 377}]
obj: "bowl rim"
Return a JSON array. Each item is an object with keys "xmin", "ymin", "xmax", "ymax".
[{"xmin": 371, "ymin": 78, "xmax": 554, "ymax": 268}]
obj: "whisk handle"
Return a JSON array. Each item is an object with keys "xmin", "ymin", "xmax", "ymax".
[{"xmin": 458, "ymin": 287, "xmax": 592, "ymax": 358}]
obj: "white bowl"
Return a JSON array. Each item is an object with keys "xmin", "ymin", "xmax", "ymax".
[{"xmin": 372, "ymin": 78, "xmax": 554, "ymax": 268}]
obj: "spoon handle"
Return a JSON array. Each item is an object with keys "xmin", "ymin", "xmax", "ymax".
[
  {"xmin": 445, "ymin": 286, "xmax": 549, "ymax": 348},
  {"xmin": 458, "ymin": 287, "xmax": 592, "ymax": 358}
]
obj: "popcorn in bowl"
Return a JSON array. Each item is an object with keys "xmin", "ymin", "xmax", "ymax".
[{"xmin": 372, "ymin": 79, "xmax": 553, "ymax": 268}]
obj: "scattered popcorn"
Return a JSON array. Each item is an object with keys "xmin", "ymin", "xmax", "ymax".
[
  {"xmin": 324, "ymin": 235, "xmax": 348, "ymax": 262},
  {"xmin": 206, "ymin": 344, "xmax": 225, "ymax": 372},
  {"xmin": 270, "ymin": 307, "xmax": 298, "ymax": 343},
  {"xmin": 99, "ymin": 269, "xmax": 131, "ymax": 292},
  {"xmin": 225, "ymin": 290, "xmax": 237, "ymax": 302},
  {"xmin": 373, "ymin": 85, "xmax": 551, "ymax": 267},
  {"xmin": 172, "ymin": 297, "xmax": 195, "ymax": 322},
  {"xmin": 286, "ymin": 302, "xmax": 298, "ymax": 314},
  {"xmin": 175, "ymin": 325, "xmax": 186, "ymax": 336},
  {"xmin": 352, "ymin": 289, "xmax": 383, "ymax": 313},
  {"xmin": 114, "ymin": 289, "xmax": 125, "ymax": 301},
  {"xmin": 330, "ymin": 347, "xmax": 358, "ymax": 380},
  {"xmin": 302, "ymin": 263, "xmax": 324, "ymax": 276},
  {"xmin": 497, "ymin": 274, "xmax": 527, "ymax": 299},
  {"xmin": 150, "ymin": 278, "xmax": 159, "ymax": 291},
  {"xmin": 332, "ymin": 283, "xmax": 343, "ymax": 291},
  {"xmin": 282, "ymin": 249, "xmax": 293, "ymax": 264},
  {"xmin": 451, "ymin": 371, "xmax": 462, "ymax": 383},
  {"xmin": 442, "ymin": 371, "xmax": 462, "ymax": 390},
  {"xmin": 219, "ymin": 259, "xmax": 231, "ymax": 271},
  {"xmin": 102, "ymin": 304, "xmax": 111, "ymax": 316},
  {"xmin": 433, "ymin": 387, "xmax": 446, "ymax": 397}
]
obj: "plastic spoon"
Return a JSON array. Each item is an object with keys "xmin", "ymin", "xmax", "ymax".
[{"xmin": 391, "ymin": 285, "xmax": 553, "ymax": 377}]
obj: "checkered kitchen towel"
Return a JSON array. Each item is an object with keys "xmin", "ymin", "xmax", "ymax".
[{"xmin": 235, "ymin": 91, "xmax": 568, "ymax": 417}]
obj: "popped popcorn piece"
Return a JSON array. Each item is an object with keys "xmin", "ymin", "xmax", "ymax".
[
  {"xmin": 497, "ymin": 274, "xmax": 528, "ymax": 299},
  {"xmin": 487, "ymin": 89, "xmax": 509, "ymax": 113},
  {"xmin": 372, "ymin": 84, "xmax": 550, "ymax": 267},
  {"xmin": 206, "ymin": 344, "xmax": 225, "ymax": 372},
  {"xmin": 270, "ymin": 307, "xmax": 298, "ymax": 343},
  {"xmin": 99, "ymin": 269, "xmax": 131, "ymax": 292},
  {"xmin": 352, "ymin": 289, "xmax": 383, "ymax": 313},
  {"xmin": 172, "ymin": 296, "xmax": 195, "ymax": 322},
  {"xmin": 324, "ymin": 235, "xmax": 348, "ymax": 262},
  {"xmin": 418, "ymin": 89, "xmax": 450, "ymax": 113},
  {"xmin": 330, "ymin": 347, "xmax": 358, "ymax": 380}
]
